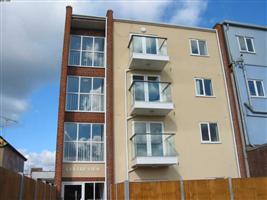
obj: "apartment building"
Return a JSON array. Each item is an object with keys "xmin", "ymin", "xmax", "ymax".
[
  {"xmin": 215, "ymin": 21, "xmax": 267, "ymax": 177},
  {"xmin": 55, "ymin": 6, "xmax": 241, "ymax": 200}
]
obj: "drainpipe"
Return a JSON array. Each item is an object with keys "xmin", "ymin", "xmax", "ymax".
[{"xmin": 224, "ymin": 24, "xmax": 251, "ymax": 177}]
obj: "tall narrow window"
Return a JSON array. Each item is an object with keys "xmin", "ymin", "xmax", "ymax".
[
  {"xmin": 237, "ymin": 36, "xmax": 255, "ymax": 53},
  {"xmin": 69, "ymin": 35, "xmax": 105, "ymax": 67},
  {"xmin": 248, "ymin": 80, "xmax": 265, "ymax": 97},
  {"xmin": 200, "ymin": 122, "xmax": 220, "ymax": 143},
  {"xmin": 190, "ymin": 39, "xmax": 208, "ymax": 56},
  {"xmin": 63, "ymin": 123, "xmax": 104, "ymax": 162},
  {"xmin": 66, "ymin": 76, "xmax": 104, "ymax": 112},
  {"xmin": 195, "ymin": 78, "xmax": 213, "ymax": 96}
]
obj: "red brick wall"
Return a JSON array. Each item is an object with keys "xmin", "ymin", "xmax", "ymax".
[
  {"xmin": 247, "ymin": 146, "xmax": 267, "ymax": 177},
  {"xmin": 214, "ymin": 24, "xmax": 248, "ymax": 178}
]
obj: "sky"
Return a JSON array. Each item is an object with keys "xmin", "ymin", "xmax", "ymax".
[{"xmin": 0, "ymin": 0, "xmax": 266, "ymax": 172}]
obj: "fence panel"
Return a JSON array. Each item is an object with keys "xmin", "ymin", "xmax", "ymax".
[
  {"xmin": 0, "ymin": 167, "xmax": 20, "ymax": 200},
  {"xmin": 117, "ymin": 182, "xmax": 125, "ymax": 200},
  {"xmin": 129, "ymin": 181, "xmax": 180, "ymax": 200},
  {"xmin": 184, "ymin": 179, "xmax": 230, "ymax": 200},
  {"xmin": 232, "ymin": 177, "xmax": 267, "ymax": 200},
  {"xmin": 50, "ymin": 186, "xmax": 57, "ymax": 200},
  {"xmin": 23, "ymin": 176, "xmax": 36, "ymax": 200}
]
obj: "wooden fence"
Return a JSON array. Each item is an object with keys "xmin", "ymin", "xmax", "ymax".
[
  {"xmin": 0, "ymin": 166, "xmax": 57, "ymax": 200},
  {"xmin": 111, "ymin": 177, "xmax": 267, "ymax": 200}
]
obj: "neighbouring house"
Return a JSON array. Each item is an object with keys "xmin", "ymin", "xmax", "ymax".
[
  {"xmin": 31, "ymin": 167, "xmax": 55, "ymax": 184},
  {"xmin": 215, "ymin": 21, "xmax": 267, "ymax": 177},
  {"xmin": 55, "ymin": 7, "xmax": 242, "ymax": 200},
  {"xmin": 0, "ymin": 136, "xmax": 27, "ymax": 173}
]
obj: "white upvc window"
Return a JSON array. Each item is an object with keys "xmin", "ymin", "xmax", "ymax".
[
  {"xmin": 66, "ymin": 76, "xmax": 104, "ymax": 112},
  {"xmin": 195, "ymin": 78, "xmax": 214, "ymax": 97},
  {"xmin": 190, "ymin": 39, "xmax": 208, "ymax": 56},
  {"xmin": 200, "ymin": 122, "xmax": 220, "ymax": 143},
  {"xmin": 68, "ymin": 35, "xmax": 105, "ymax": 67},
  {"xmin": 237, "ymin": 36, "xmax": 255, "ymax": 53},
  {"xmin": 248, "ymin": 80, "xmax": 265, "ymax": 97},
  {"xmin": 63, "ymin": 122, "xmax": 104, "ymax": 162}
]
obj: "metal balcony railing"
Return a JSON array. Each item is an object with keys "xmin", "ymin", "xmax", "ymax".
[
  {"xmin": 128, "ymin": 35, "xmax": 168, "ymax": 57},
  {"xmin": 129, "ymin": 81, "xmax": 172, "ymax": 104},
  {"xmin": 130, "ymin": 133, "xmax": 177, "ymax": 159}
]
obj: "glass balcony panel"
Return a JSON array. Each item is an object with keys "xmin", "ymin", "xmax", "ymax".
[
  {"xmin": 148, "ymin": 82, "xmax": 160, "ymax": 101},
  {"xmin": 134, "ymin": 82, "xmax": 145, "ymax": 101},
  {"xmin": 132, "ymin": 36, "xmax": 143, "ymax": 53},
  {"xmin": 146, "ymin": 37, "xmax": 157, "ymax": 54}
]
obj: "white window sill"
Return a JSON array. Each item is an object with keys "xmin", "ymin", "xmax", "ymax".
[
  {"xmin": 195, "ymin": 95, "xmax": 216, "ymax": 98},
  {"xmin": 65, "ymin": 110, "xmax": 105, "ymax": 113},
  {"xmin": 201, "ymin": 141, "xmax": 222, "ymax": 144},
  {"xmin": 63, "ymin": 161, "xmax": 105, "ymax": 164},
  {"xmin": 240, "ymin": 51, "xmax": 256, "ymax": 54},
  {"xmin": 68, "ymin": 65, "xmax": 106, "ymax": 68},
  {"xmin": 190, "ymin": 54, "xmax": 210, "ymax": 57},
  {"xmin": 250, "ymin": 96, "xmax": 267, "ymax": 99}
]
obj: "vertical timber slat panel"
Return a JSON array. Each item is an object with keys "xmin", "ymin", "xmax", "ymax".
[
  {"xmin": 232, "ymin": 177, "xmax": 267, "ymax": 200},
  {"xmin": 0, "ymin": 167, "xmax": 20, "ymax": 200},
  {"xmin": 117, "ymin": 182, "xmax": 125, "ymax": 200},
  {"xmin": 23, "ymin": 176, "xmax": 36, "ymax": 200},
  {"xmin": 129, "ymin": 181, "xmax": 180, "ymax": 200},
  {"xmin": 184, "ymin": 179, "xmax": 230, "ymax": 200}
]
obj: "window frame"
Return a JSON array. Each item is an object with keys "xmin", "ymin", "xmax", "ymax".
[
  {"xmin": 189, "ymin": 39, "xmax": 209, "ymax": 56},
  {"xmin": 66, "ymin": 75, "xmax": 105, "ymax": 113},
  {"xmin": 68, "ymin": 35, "xmax": 106, "ymax": 68},
  {"xmin": 247, "ymin": 79, "xmax": 266, "ymax": 98},
  {"xmin": 194, "ymin": 78, "xmax": 215, "ymax": 97},
  {"xmin": 237, "ymin": 35, "xmax": 256, "ymax": 53},
  {"xmin": 199, "ymin": 122, "xmax": 221, "ymax": 144},
  {"xmin": 63, "ymin": 122, "xmax": 105, "ymax": 163}
]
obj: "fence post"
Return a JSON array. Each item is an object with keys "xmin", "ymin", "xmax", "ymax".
[
  {"xmin": 18, "ymin": 172, "xmax": 24, "ymax": 200},
  {"xmin": 34, "ymin": 180, "xmax": 38, "ymax": 200},
  {"xmin": 124, "ymin": 180, "xmax": 129, "ymax": 200},
  {"xmin": 228, "ymin": 178, "xmax": 234, "ymax": 200},
  {"xmin": 180, "ymin": 179, "xmax": 185, "ymax": 200}
]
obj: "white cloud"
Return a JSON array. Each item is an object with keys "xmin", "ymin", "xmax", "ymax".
[
  {"xmin": 1, "ymin": 1, "xmax": 208, "ymax": 123},
  {"xmin": 170, "ymin": 0, "xmax": 208, "ymax": 26},
  {"xmin": 19, "ymin": 149, "xmax": 55, "ymax": 174}
]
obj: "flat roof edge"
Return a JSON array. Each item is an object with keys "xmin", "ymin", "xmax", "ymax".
[
  {"xmin": 114, "ymin": 18, "xmax": 216, "ymax": 33},
  {"xmin": 217, "ymin": 20, "xmax": 267, "ymax": 31},
  {"xmin": 72, "ymin": 14, "xmax": 106, "ymax": 21}
]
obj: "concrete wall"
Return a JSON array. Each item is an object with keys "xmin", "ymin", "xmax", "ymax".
[{"xmin": 113, "ymin": 20, "xmax": 240, "ymax": 183}]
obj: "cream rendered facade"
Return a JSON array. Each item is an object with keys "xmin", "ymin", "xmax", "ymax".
[{"xmin": 113, "ymin": 20, "xmax": 240, "ymax": 183}]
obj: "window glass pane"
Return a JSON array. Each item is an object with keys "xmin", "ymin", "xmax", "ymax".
[
  {"xmin": 93, "ymin": 78, "xmax": 104, "ymax": 93},
  {"xmin": 69, "ymin": 50, "xmax": 80, "ymax": 66},
  {"xmin": 79, "ymin": 94, "xmax": 91, "ymax": 111},
  {"xmin": 94, "ymin": 52, "xmax": 104, "ymax": 67},
  {"xmin": 66, "ymin": 94, "xmax": 78, "ymax": 110},
  {"xmin": 256, "ymin": 81, "xmax": 264, "ymax": 96},
  {"xmin": 95, "ymin": 183, "xmax": 104, "ymax": 200},
  {"xmin": 199, "ymin": 40, "xmax": 207, "ymax": 55},
  {"xmin": 81, "ymin": 52, "xmax": 93, "ymax": 66},
  {"xmin": 133, "ymin": 76, "xmax": 145, "ymax": 101},
  {"xmin": 196, "ymin": 79, "xmax": 204, "ymax": 95},
  {"xmin": 148, "ymin": 79, "xmax": 160, "ymax": 101},
  {"xmin": 64, "ymin": 142, "xmax": 77, "ymax": 161},
  {"xmin": 92, "ymin": 124, "xmax": 104, "ymax": 141},
  {"xmin": 67, "ymin": 77, "xmax": 79, "ymax": 92},
  {"xmin": 78, "ymin": 143, "xmax": 90, "ymax": 161},
  {"xmin": 190, "ymin": 40, "xmax": 199, "ymax": 54},
  {"xmin": 210, "ymin": 123, "xmax": 219, "ymax": 142},
  {"xmin": 150, "ymin": 123, "xmax": 162, "ymax": 133},
  {"xmin": 248, "ymin": 80, "xmax": 256, "ymax": 96},
  {"xmin": 201, "ymin": 124, "xmax": 209, "ymax": 141},
  {"xmin": 91, "ymin": 94, "xmax": 102, "ymax": 111},
  {"xmin": 80, "ymin": 78, "xmax": 92, "ymax": 93},
  {"xmin": 204, "ymin": 79, "xmax": 213, "ymax": 96},
  {"xmin": 238, "ymin": 36, "xmax": 247, "ymax": 51},
  {"xmin": 150, "ymin": 123, "xmax": 163, "ymax": 156},
  {"xmin": 82, "ymin": 37, "xmax": 93, "ymax": 51},
  {"xmin": 64, "ymin": 123, "xmax": 77, "ymax": 141},
  {"xmin": 134, "ymin": 122, "xmax": 147, "ymax": 134},
  {"xmin": 146, "ymin": 37, "xmax": 157, "ymax": 54},
  {"xmin": 94, "ymin": 38, "xmax": 105, "ymax": 52},
  {"xmin": 78, "ymin": 124, "xmax": 91, "ymax": 141},
  {"xmin": 85, "ymin": 183, "xmax": 94, "ymax": 200},
  {"xmin": 92, "ymin": 143, "xmax": 104, "ymax": 161},
  {"xmin": 70, "ymin": 36, "xmax": 81, "ymax": 50},
  {"xmin": 132, "ymin": 36, "xmax": 143, "ymax": 53},
  {"xmin": 246, "ymin": 38, "xmax": 254, "ymax": 52}
]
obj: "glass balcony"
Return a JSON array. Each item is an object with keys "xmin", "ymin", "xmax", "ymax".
[
  {"xmin": 128, "ymin": 35, "xmax": 169, "ymax": 71},
  {"xmin": 130, "ymin": 133, "xmax": 178, "ymax": 167},
  {"xmin": 129, "ymin": 80, "xmax": 174, "ymax": 116}
]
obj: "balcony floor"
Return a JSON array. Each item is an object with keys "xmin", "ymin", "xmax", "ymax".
[{"xmin": 132, "ymin": 156, "xmax": 178, "ymax": 167}]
